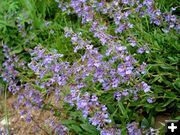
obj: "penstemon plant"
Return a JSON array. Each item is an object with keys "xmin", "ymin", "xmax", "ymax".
[
  {"xmin": 0, "ymin": 0, "xmax": 179, "ymax": 135},
  {"xmin": 1, "ymin": 35, "xmax": 151, "ymax": 134}
]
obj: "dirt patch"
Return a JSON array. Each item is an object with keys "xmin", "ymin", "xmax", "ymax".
[
  {"xmin": 0, "ymin": 95, "xmax": 53, "ymax": 135},
  {"xmin": 155, "ymin": 114, "xmax": 171, "ymax": 129}
]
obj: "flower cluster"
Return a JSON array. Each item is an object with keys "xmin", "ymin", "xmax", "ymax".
[
  {"xmin": 1, "ymin": 23, "xmax": 152, "ymax": 135},
  {"xmin": 64, "ymin": 27, "xmax": 150, "ymax": 97},
  {"xmin": 56, "ymin": 0, "xmax": 179, "ymax": 34},
  {"xmin": 28, "ymin": 45, "xmax": 114, "ymax": 131},
  {"xmin": 127, "ymin": 122, "xmax": 141, "ymax": 135},
  {"xmin": 1, "ymin": 43, "xmax": 114, "ymax": 133},
  {"xmin": 0, "ymin": 128, "xmax": 13, "ymax": 135},
  {"xmin": 1, "ymin": 44, "xmax": 26, "ymax": 94},
  {"xmin": 46, "ymin": 119, "xmax": 68, "ymax": 135},
  {"xmin": 1, "ymin": 44, "xmax": 68, "ymax": 134},
  {"xmin": 65, "ymin": 90, "xmax": 112, "ymax": 129},
  {"xmin": 101, "ymin": 127, "xmax": 121, "ymax": 135},
  {"xmin": 63, "ymin": 27, "xmax": 152, "ymax": 133}
]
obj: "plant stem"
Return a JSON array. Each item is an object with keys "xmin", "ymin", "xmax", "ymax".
[{"xmin": 4, "ymin": 84, "xmax": 10, "ymax": 135}]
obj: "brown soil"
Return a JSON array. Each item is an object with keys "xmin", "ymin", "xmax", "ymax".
[
  {"xmin": 155, "ymin": 114, "xmax": 171, "ymax": 129},
  {"xmin": 0, "ymin": 95, "xmax": 53, "ymax": 135}
]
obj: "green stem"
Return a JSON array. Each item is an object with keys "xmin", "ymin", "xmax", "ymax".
[
  {"xmin": 0, "ymin": 20, "xmax": 16, "ymax": 28},
  {"xmin": 4, "ymin": 84, "xmax": 10, "ymax": 135}
]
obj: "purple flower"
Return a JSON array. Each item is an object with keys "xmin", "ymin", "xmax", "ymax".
[
  {"xmin": 143, "ymin": 0, "xmax": 153, "ymax": 6},
  {"xmin": 115, "ymin": 24, "xmax": 126, "ymax": 33},
  {"xmin": 102, "ymin": 80, "xmax": 111, "ymax": 90},
  {"xmin": 147, "ymin": 97, "xmax": 154, "ymax": 103},
  {"xmin": 77, "ymin": 99, "xmax": 88, "ymax": 110},
  {"xmin": 18, "ymin": 94, "xmax": 24, "ymax": 104},
  {"xmin": 26, "ymin": 114, "xmax": 32, "ymax": 122},
  {"xmin": 114, "ymin": 13, "xmax": 122, "ymax": 25},
  {"xmin": 122, "ymin": 0, "xmax": 129, "ymax": 5},
  {"xmin": 89, "ymin": 111, "xmax": 111, "ymax": 128},
  {"xmin": 127, "ymin": 122, "xmax": 141, "ymax": 135},
  {"xmin": 122, "ymin": 89, "xmax": 129, "ymax": 96},
  {"xmin": 137, "ymin": 47, "xmax": 145, "ymax": 54},
  {"xmin": 47, "ymin": 119, "xmax": 68, "ymax": 135},
  {"xmin": 117, "ymin": 64, "xmax": 126, "ymax": 77},
  {"xmin": 111, "ymin": 77, "xmax": 120, "ymax": 88},
  {"xmin": 124, "ymin": 11, "xmax": 131, "ymax": 20},
  {"xmin": 101, "ymin": 128, "xmax": 121, "ymax": 135},
  {"xmin": 133, "ymin": 94, "xmax": 139, "ymax": 101},
  {"xmin": 127, "ymin": 37, "xmax": 137, "ymax": 47},
  {"xmin": 91, "ymin": 95, "xmax": 98, "ymax": 102},
  {"xmin": 141, "ymin": 81, "xmax": 151, "ymax": 93},
  {"xmin": 114, "ymin": 92, "xmax": 122, "ymax": 101}
]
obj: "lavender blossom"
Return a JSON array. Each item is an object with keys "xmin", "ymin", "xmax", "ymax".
[{"xmin": 127, "ymin": 122, "xmax": 142, "ymax": 135}]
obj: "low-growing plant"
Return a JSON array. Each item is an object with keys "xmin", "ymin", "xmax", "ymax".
[{"xmin": 0, "ymin": 0, "xmax": 179, "ymax": 135}]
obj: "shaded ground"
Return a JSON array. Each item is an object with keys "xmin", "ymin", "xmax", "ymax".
[{"xmin": 0, "ymin": 95, "xmax": 53, "ymax": 135}]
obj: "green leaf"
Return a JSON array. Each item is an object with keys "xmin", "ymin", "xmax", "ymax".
[
  {"xmin": 161, "ymin": 76, "xmax": 172, "ymax": 86},
  {"xmin": 31, "ymin": 84, "xmax": 45, "ymax": 93},
  {"xmin": 176, "ymin": 102, "xmax": 180, "ymax": 109},
  {"xmin": 141, "ymin": 118, "xmax": 150, "ymax": 128},
  {"xmin": 80, "ymin": 124, "xmax": 99, "ymax": 134},
  {"xmin": 70, "ymin": 125, "xmax": 83, "ymax": 133},
  {"xmin": 36, "ymin": 0, "xmax": 47, "ymax": 18},
  {"xmin": 160, "ymin": 65, "xmax": 176, "ymax": 70},
  {"xmin": 11, "ymin": 46, "xmax": 23, "ymax": 54},
  {"xmin": 155, "ymin": 105, "xmax": 166, "ymax": 112},
  {"xmin": 168, "ymin": 56, "xmax": 179, "ymax": 64},
  {"xmin": 54, "ymin": 110, "xmax": 61, "ymax": 117},
  {"xmin": 150, "ymin": 117, "xmax": 155, "ymax": 127},
  {"xmin": 0, "ymin": 20, "xmax": 15, "ymax": 28},
  {"xmin": 151, "ymin": 76, "xmax": 161, "ymax": 83},
  {"xmin": 162, "ymin": 98, "xmax": 175, "ymax": 108},
  {"xmin": 173, "ymin": 78, "xmax": 180, "ymax": 90},
  {"xmin": 118, "ymin": 102, "xmax": 128, "ymax": 119},
  {"xmin": 61, "ymin": 120, "xmax": 77, "ymax": 125},
  {"xmin": 120, "ymin": 127, "xmax": 127, "ymax": 135},
  {"xmin": 42, "ymin": 72, "xmax": 53, "ymax": 80},
  {"xmin": 107, "ymin": 104, "xmax": 114, "ymax": 111},
  {"xmin": 174, "ymin": 116, "xmax": 180, "ymax": 120},
  {"xmin": 20, "ymin": 0, "xmax": 36, "ymax": 16},
  {"xmin": 165, "ymin": 92, "xmax": 177, "ymax": 98}
]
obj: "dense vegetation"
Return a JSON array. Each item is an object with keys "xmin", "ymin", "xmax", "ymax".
[{"xmin": 0, "ymin": 0, "xmax": 179, "ymax": 134}]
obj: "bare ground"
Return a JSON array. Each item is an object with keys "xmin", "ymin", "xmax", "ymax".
[{"xmin": 0, "ymin": 95, "xmax": 55, "ymax": 135}]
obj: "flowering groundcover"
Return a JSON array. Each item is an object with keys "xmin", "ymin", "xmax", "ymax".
[{"xmin": 0, "ymin": 0, "xmax": 179, "ymax": 134}]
